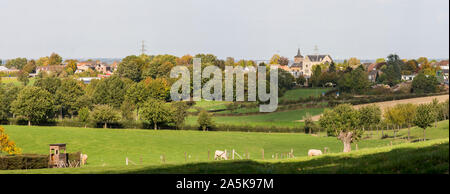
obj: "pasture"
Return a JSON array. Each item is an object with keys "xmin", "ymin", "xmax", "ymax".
[
  {"xmin": 1, "ymin": 120, "xmax": 448, "ymax": 174},
  {"xmin": 279, "ymin": 88, "xmax": 331, "ymax": 101},
  {"xmin": 0, "ymin": 77, "xmax": 35, "ymax": 86},
  {"xmin": 186, "ymin": 107, "xmax": 325, "ymax": 127}
]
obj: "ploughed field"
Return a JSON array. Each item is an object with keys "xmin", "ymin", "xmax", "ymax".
[{"xmin": 1, "ymin": 120, "xmax": 448, "ymax": 174}]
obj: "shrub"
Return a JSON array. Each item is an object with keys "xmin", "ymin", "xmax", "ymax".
[{"xmin": 0, "ymin": 154, "xmax": 48, "ymax": 170}]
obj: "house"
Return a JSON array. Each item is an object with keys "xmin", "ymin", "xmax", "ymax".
[
  {"xmin": 78, "ymin": 77, "xmax": 101, "ymax": 84},
  {"xmin": 36, "ymin": 65, "xmax": 65, "ymax": 74},
  {"xmin": 76, "ymin": 61, "xmax": 117, "ymax": 74},
  {"xmin": 291, "ymin": 48, "xmax": 333, "ymax": 78},
  {"xmin": 436, "ymin": 60, "xmax": 449, "ymax": 83},
  {"xmin": 0, "ymin": 66, "xmax": 19, "ymax": 73},
  {"xmin": 401, "ymin": 74, "xmax": 416, "ymax": 81}
]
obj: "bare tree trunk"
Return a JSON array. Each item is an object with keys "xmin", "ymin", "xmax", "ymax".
[
  {"xmin": 104, "ymin": 123, "xmax": 107, "ymax": 129},
  {"xmin": 154, "ymin": 122, "xmax": 157, "ymax": 130},
  {"xmin": 338, "ymin": 131, "xmax": 353, "ymax": 153},
  {"xmin": 423, "ymin": 129, "xmax": 426, "ymax": 141},
  {"xmin": 28, "ymin": 120, "xmax": 31, "ymax": 126}
]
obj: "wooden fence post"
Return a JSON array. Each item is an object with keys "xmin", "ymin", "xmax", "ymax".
[
  {"xmin": 262, "ymin": 149, "xmax": 264, "ymax": 160},
  {"xmin": 232, "ymin": 149, "xmax": 235, "ymax": 160}
]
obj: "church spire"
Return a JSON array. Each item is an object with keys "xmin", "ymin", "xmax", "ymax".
[{"xmin": 295, "ymin": 48, "xmax": 303, "ymax": 58}]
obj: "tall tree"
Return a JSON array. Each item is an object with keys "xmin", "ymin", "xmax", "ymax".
[
  {"xmin": 414, "ymin": 103, "xmax": 434, "ymax": 141},
  {"xmin": 48, "ymin": 53, "xmax": 63, "ymax": 66},
  {"xmin": 117, "ymin": 55, "xmax": 145, "ymax": 82},
  {"xmin": 171, "ymin": 102, "xmax": 189, "ymax": 130},
  {"xmin": 91, "ymin": 105, "xmax": 120, "ymax": 129},
  {"xmin": 11, "ymin": 86, "xmax": 55, "ymax": 126},
  {"xmin": 92, "ymin": 76, "xmax": 127, "ymax": 108},
  {"xmin": 139, "ymin": 98, "xmax": 172, "ymax": 130},
  {"xmin": 55, "ymin": 78, "xmax": 85, "ymax": 118}
]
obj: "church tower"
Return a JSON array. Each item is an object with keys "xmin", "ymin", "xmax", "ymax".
[{"xmin": 294, "ymin": 48, "xmax": 304, "ymax": 63}]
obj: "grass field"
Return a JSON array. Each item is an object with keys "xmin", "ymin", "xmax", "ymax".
[
  {"xmin": 279, "ymin": 88, "xmax": 331, "ymax": 101},
  {"xmin": 2, "ymin": 138, "xmax": 447, "ymax": 174},
  {"xmin": 186, "ymin": 107, "xmax": 325, "ymax": 127},
  {"xmin": 1, "ymin": 120, "xmax": 448, "ymax": 174},
  {"xmin": 0, "ymin": 77, "xmax": 35, "ymax": 86}
]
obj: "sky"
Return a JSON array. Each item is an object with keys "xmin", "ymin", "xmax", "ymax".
[{"xmin": 0, "ymin": 0, "xmax": 448, "ymax": 60}]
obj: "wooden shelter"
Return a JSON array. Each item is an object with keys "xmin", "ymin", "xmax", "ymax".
[{"xmin": 49, "ymin": 143, "xmax": 67, "ymax": 168}]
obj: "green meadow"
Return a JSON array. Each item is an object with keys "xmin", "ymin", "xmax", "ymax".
[
  {"xmin": 1, "ymin": 120, "xmax": 448, "ymax": 174},
  {"xmin": 186, "ymin": 108, "xmax": 325, "ymax": 127}
]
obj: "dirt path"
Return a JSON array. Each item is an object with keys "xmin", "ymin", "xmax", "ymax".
[{"xmin": 299, "ymin": 95, "xmax": 449, "ymax": 122}]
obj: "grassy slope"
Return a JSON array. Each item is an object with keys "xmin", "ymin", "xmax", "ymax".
[
  {"xmin": 0, "ymin": 77, "xmax": 35, "ymax": 86},
  {"xmin": 186, "ymin": 108, "xmax": 324, "ymax": 127},
  {"xmin": 2, "ymin": 138, "xmax": 447, "ymax": 174},
  {"xmin": 1, "ymin": 120, "xmax": 448, "ymax": 174},
  {"xmin": 279, "ymin": 88, "xmax": 331, "ymax": 101}
]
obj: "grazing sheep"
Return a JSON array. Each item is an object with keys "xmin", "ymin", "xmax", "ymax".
[
  {"xmin": 308, "ymin": 149, "xmax": 323, "ymax": 157},
  {"xmin": 80, "ymin": 154, "xmax": 88, "ymax": 165},
  {"xmin": 214, "ymin": 150, "xmax": 228, "ymax": 160}
]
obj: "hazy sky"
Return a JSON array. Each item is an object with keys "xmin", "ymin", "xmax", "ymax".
[{"xmin": 0, "ymin": 0, "xmax": 448, "ymax": 60}]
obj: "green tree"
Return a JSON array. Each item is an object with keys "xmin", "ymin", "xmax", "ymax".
[
  {"xmin": 55, "ymin": 78, "xmax": 85, "ymax": 118},
  {"xmin": 303, "ymin": 112, "xmax": 317, "ymax": 134},
  {"xmin": 197, "ymin": 110, "xmax": 214, "ymax": 131},
  {"xmin": 93, "ymin": 76, "xmax": 127, "ymax": 108},
  {"xmin": 5, "ymin": 57, "xmax": 27, "ymax": 69},
  {"xmin": 91, "ymin": 105, "xmax": 120, "ymax": 129},
  {"xmin": 34, "ymin": 76, "xmax": 62, "ymax": 94},
  {"xmin": 48, "ymin": 53, "xmax": 63, "ymax": 66},
  {"xmin": 11, "ymin": 86, "xmax": 55, "ymax": 126},
  {"xmin": 337, "ymin": 67, "xmax": 370, "ymax": 94},
  {"xmin": 78, "ymin": 107, "xmax": 90, "ymax": 128},
  {"xmin": 171, "ymin": 101, "xmax": 189, "ymax": 130},
  {"xmin": 296, "ymin": 75, "xmax": 306, "ymax": 86},
  {"xmin": 328, "ymin": 62, "xmax": 336, "ymax": 73},
  {"xmin": 0, "ymin": 84, "xmax": 21, "ymax": 121},
  {"xmin": 411, "ymin": 73, "xmax": 439, "ymax": 93},
  {"xmin": 23, "ymin": 59, "xmax": 36, "ymax": 74},
  {"xmin": 117, "ymin": 55, "xmax": 145, "ymax": 82},
  {"xmin": 17, "ymin": 70, "xmax": 29, "ymax": 86},
  {"xmin": 358, "ymin": 104, "xmax": 381, "ymax": 134},
  {"xmin": 414, "ymin": 103, "xmax": 434, "ymax": 141},
  {"xmin": 319, "ymin": 104, "xmax": 362, "ymax": 152},
  {"xmin": 380, "ymin": 54, "xmax": 402, "ymax": 86},
  {"xmin": 140, "ymin": 98, "xmax": 172, "ymax": 130}
]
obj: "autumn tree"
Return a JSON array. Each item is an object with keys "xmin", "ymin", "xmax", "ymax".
[
  {"xmin": 48, "ymin": 53, "xmax": 63, "ymax": 66},
  {"xmin": 319, "ymin": 104, "xmax": 363, "ymax": 152},
  {"xmin": 269, "ymin": 54, "xmax": 281, "ymax": 64},
  {"xmin": 0, "ymin": 126, "xmax": 21, "ymax": 154},
  {"xmin": 17, "ymin": 70, "xmax": 29, "ymax": 86},
  {"xmin": 278, "ymin": 56, "xmax": 289, "ymax": 66}
]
